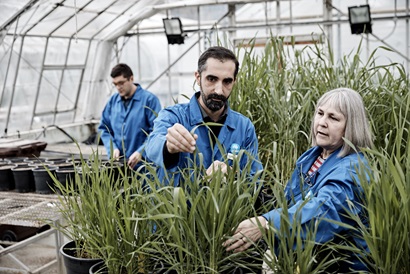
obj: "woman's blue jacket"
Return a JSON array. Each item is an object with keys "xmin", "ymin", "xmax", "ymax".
[{"xmin": 263, "ymin": 146, "xmax": 369, "ymax": 270}]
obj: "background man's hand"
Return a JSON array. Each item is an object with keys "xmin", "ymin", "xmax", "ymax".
[
  {"xmin": 128, "ymin": 151, "xmax": 142, "ymax": 169},
  {"xmin": 166, "ymin": 123, "xmax": 198, "ymax": 154},
  {"xmin": 113, "ymin": 149, "xmax": 121, "ymax": 160}
]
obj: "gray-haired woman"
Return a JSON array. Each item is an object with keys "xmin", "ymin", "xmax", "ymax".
[{"xmin": 225, "ymin": 87, "xmax": 373, "ymax": 272}]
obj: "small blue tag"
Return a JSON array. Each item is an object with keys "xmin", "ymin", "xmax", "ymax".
[{"xmin": 230, "ymin": 143, "xmax": 240, "ymax": 155}]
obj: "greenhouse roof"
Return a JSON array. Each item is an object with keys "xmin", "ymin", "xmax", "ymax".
[{"xmin": 0, "ymin": 0, "xmax": 409, "ymax": 143}]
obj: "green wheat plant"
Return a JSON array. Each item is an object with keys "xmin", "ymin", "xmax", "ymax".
[
  {"xmin": 138, "ymin": 149, "xmax": 264, "ymax": 273},
  {"xmin": 51, "ymin": 151, "xmax": 159, "ymax": 273},
  {"xmin": 351, "ymin": 147, "xmax": 410, "ymax": 274},
  {"xmin": 348, "ymin": 94, "xmax": 410, "ymax": 273},
  {"xmin": 230, "ymin": 35, "xmax": 409, "ymax": 272},
  {"xmin": 49, "ymin": 33, "xmax": 410, "ymax": 273}
]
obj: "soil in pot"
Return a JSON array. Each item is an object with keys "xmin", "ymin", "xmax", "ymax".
[
  {"xmin": 32, "ymin": 166, "xmax": 58, "ymax": 194},
  {"xmin": 66, "ymin": 157, "xmax": 85, "ymax": 167},
  {"xmin": 89, "ymin": 257, "xmax": 165, "ymax": 274},
  {"xmin": 25, "ymin": 157, "xmax": 47, "ymax": 165},
  {"xmin": 5, "ymin": 157, "xmax": 29, "ymax": 163},
  {"xmin": 46, "ymin": 157, "xmax": 70, "ymax": 165},
  {"xmin": 10, "ymin": 161, "xmax": 32, "ymax": 166},
  {"xmin": 0, "ymin": 164, "xmax": 16, "ymax": 190},
  {"xmin": 60, "ymin": 240, "xmax": 102, "ymax": 274},
  {"xmin": 12, "ymin": 165, "xmax": 35, "ymax": 192},
  {"xmin": 52, "ymin": 162, "xmax": 76, "ymax": 169}
]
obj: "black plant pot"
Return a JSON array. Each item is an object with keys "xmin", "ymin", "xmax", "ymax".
[
  {"xmin": 0, "ymin": 164, "xmax": 16, "ymax": 190},
  {"xmin": 12, "ymin": 165, "xmax": 35, "ymax": 192},
  {"xmin": 32, "ymin": 166, "xmax": 57, "ymax": 194},
  {"xmin": 60, "ymin": 240, "xmax": 102, "ymax": 274},
  {"xmin": 101, "ymin": 161, "xmax": 126, "ymax": 184},
  {"xmin": 56, "ymin": 167, "xmax": 77, "ymax": 192}
]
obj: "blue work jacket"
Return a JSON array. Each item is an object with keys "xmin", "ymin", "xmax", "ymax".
[
  {"xmin": 145, "ymin": 92, "xmax": 263, "ymax": 186},
  {"xmin": 263, "ymin": 146, "xmax": 369, "ymax": 270},
  {"xmin": 98, "ymin": 84, "xmax": 161, "ymax": 161}
]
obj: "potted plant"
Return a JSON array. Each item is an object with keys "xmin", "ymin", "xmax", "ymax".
[
  {"xmin": 50, "ymin": 151, "xmax": 161, "ymax": 274},
  {"xmin": 50, "ymin": 155, "xmax": 104, "ymax": 274},
  {"xmin": 60, "ymin": 240, "xmax": 103, "ymax": 274}
]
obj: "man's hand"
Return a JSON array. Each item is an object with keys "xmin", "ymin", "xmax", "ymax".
[
  {"xmin": 128, "ymin": 151, "xmax": 142, "ymax": 169},
  {"xmin": 113, "ymin": 149, "xmax": 121, "ymax": 160},
  {"xmin": 206, "ymin": 160, "xmax": 228, "ymax": 176},
  {"xmin": 223, "ymin": 216, "xmax": 268, "ymax": 253},
  {"xmin": 166, "ymin": 123, "xmax": 198, "ymax": 154}
]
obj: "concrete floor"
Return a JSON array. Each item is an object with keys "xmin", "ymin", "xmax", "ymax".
[
  {"xmin": 0, "ymin": 189, "xmax": 69, "ymax": 274},
  {"xmin": 0, "ymin": 245, "xmax": 59, "ymax": 274},
  {"xmin": 0, "ymin": 232, "xmax": 64, "ymax": 274}
]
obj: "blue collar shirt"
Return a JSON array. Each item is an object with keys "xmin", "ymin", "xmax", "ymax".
[{"xmin": 98, "ymin": 84, "xmax": 161, "ymax": 162}]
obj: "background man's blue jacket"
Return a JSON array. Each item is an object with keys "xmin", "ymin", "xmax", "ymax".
[{"xmin": 98, "ymin": 85, "xmax": 161, "ymax": 161}]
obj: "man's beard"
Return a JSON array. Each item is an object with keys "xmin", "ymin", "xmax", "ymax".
[{"xmin": 201, "ymin": 92, "xmax": 227, "ymax": 111}]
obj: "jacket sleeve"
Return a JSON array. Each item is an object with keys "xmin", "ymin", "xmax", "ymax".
[
  {"xmin": 263, "ymin": 164, "xmax": 362, "ymax": 243},
  {"xmin": 136, "ymin": 94, "xmax": 162, "ymax": 154},
  {"xmin": 98, "ymin": 99, "xmax": 117, "ymax": 157},
  {"xmin": 145, "ymin": 108, "xmax": 177, "ymax": 168},
  {"xmin": 241, "ymin": 122, "xmax": 263, "ymax": 178}
]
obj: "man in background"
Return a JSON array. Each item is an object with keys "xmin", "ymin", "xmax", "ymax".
[{"xmin": 98, "ymin": 63, "xmax": 161, "ymax": 169}]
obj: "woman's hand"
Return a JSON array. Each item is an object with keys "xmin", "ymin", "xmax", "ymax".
[{"xmin": 223, "ymin": 216, "xmax": 268, "ymax": 253}]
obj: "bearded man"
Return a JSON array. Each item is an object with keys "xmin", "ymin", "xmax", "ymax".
[{"xmin": 145, "ymin": 46, "xmax": 262, "ymax": 185}]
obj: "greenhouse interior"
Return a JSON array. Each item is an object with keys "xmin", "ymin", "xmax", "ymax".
[{"xmin": 0, "ymin": 0, "xmax": 409, "ymax": 273}]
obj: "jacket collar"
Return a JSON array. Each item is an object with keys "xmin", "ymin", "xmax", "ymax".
[
  {"xmin": 115, "ymin": 83, "xmax": 142, "ymax": 103},
  {"xmin": 297, "ymin": 146, "xmax": 342, "ymax": 174}
]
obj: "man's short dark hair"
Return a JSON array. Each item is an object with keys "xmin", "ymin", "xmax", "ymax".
[
  {"xmin": 111, "ymin": 63, "xmax": 133, "ymax": 79},
  {"xmin": 197, "ymin": 46, "xmax": 240, "ymax": 79}
]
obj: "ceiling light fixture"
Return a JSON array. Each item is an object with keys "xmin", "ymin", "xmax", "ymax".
[
  {"xmin": 348, "ymin": 5, "xmax": 372, "ymax": 34},
  {"xmin": 163, "ymin": 17, "xmax": 186, "ymax": 45}
]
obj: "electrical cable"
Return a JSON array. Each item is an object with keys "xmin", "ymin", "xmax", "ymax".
[
  {"xmin": 329, "ymin": 2, "xmax": 398, "ymax": 42},
  {"xmin": 34, "ymin": 124, "xmax": 76, "ymax": 143}
]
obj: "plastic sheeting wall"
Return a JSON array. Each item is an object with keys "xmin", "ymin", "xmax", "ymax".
[{"xmin": 0, "ymin": 0, "xmax": 409, "ymax": 143}]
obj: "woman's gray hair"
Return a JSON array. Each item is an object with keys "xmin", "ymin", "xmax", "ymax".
[{"xmin": 311, "ymin": 87, "xmax": 373, "ymax": 157}]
